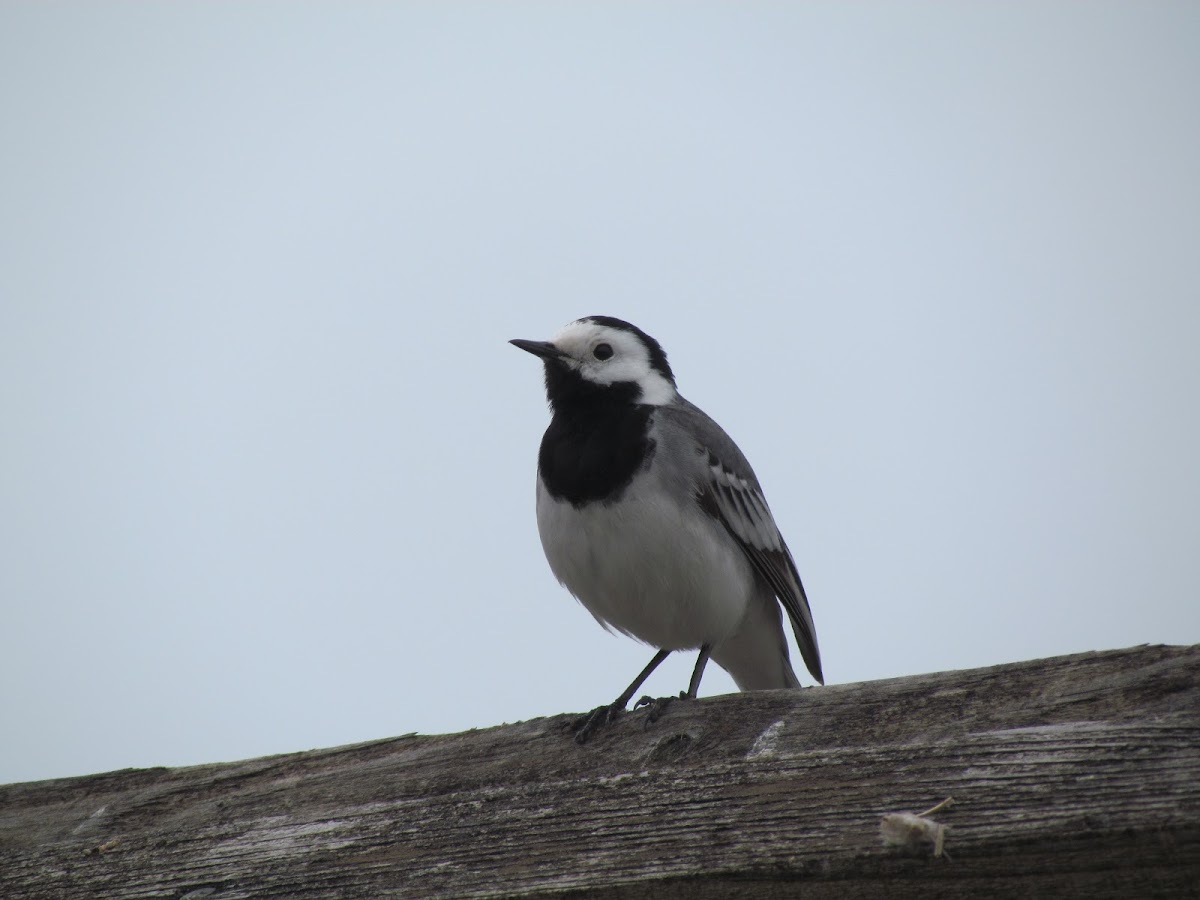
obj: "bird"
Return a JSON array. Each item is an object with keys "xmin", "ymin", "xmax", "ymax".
[{"xmin": 511, "ymin": 316, "xmax": 822, "ymax": 742}]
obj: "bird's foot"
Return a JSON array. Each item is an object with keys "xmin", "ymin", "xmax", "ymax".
[
  {"xmin": 570, "ymin": 702, "xmax": 625, "ymax": 745},
  {"xmin": 634, "ymin": 691, "xmax": 690, "ymax": 728}
]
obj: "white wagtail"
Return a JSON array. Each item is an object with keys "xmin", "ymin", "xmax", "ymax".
[{"xmin": 512, "ymin": 316, "xmax": 823, "ymax": 741}]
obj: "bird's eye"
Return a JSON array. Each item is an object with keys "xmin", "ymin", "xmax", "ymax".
[{"xmin": 593, "ymin": 343, "xmax": 614, "ymax": 360}]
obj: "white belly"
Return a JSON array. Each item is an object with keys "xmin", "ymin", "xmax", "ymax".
[{"xmin": 536, "ymin": 478, "xmax": 752, "ymax": 650}]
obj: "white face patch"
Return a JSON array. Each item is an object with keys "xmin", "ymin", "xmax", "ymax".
[{"xmin": 549, "ymin": 319, "xmax": 677, "ymax": 405}]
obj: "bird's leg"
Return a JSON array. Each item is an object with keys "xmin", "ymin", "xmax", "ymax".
[
  {"xmin": 636, "ymin": 643, "xmax": 712, "ymax": 726},
  {"xmin": 571, "ymin": 649, "xmax": 672, "ymax": 744},
  {"xmin": 685, "ymin": 643, "xmax": 712, "ymax": 699}
]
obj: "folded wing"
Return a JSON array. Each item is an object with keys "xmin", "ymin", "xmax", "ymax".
[{"xmin": 696, "ymin": 450, "xmax": 824, "ymax": 684}]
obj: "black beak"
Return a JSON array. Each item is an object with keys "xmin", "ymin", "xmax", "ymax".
[{"xmin": 509, "ymin": 338, "xmax": 565, "ymax": 361}]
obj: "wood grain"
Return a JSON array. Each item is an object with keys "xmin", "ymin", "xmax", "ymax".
[{"xmin": 2, "ymin": 644, "xmax": 1197, "ymax": 898}]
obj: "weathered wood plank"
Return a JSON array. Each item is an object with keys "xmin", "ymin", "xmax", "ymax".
[{"xmin": 2, "ymin": 644, "xmax": 1197, "ymax": 898}]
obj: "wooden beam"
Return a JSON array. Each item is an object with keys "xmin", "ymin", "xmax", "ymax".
[{"xmin": 2, "ymin": 644, "xmax": 1197, "ymax": 898}]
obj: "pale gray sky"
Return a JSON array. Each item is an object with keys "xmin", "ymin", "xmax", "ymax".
[{"xmin": 2, "ymin": 3, "xmax": 1198, "ymax": 785}]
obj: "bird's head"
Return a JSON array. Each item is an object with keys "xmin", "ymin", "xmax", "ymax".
[{"xmin": 510, "ymin": 316, "xmax": 677, "ymax": 409}]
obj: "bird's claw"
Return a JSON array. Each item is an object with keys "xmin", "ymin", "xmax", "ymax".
[
  {"xmin": 634, "ymin": 691, "xmax": 690, "ymax": 728},
  {"xmin": 570, "ymin": 702, "xmax": 624, "ymax": 744}
]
